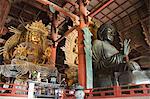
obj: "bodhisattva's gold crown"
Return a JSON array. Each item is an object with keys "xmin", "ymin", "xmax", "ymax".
[{"xmin": 25, "ymin": 20, "xmax": 48, "ymax": 36}]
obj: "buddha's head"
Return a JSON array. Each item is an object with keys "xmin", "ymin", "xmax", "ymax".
[
  {"xmin": 97, "ymin": 23, "xmax": 115, "ymax": 42},
  {"xmin": 25, "ymin": 20, "xmax": 49, "ymax": 44}
]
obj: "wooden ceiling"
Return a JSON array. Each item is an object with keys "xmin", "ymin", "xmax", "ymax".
[
  {"xmin": 89, "ymin": 0, "xmax": 144, "ymax": 23},
  {"xmin": 5, "ymin": 0, "xmax": 148, "ymax": 30},
  {"xmin": 3, "ymin": 0, "xmax": 150, "ymax": 69}
]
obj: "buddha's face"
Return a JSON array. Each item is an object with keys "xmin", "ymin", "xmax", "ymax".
[
  {"xmin": 31, "ymin": 31, "xmax": 41, "ymax": 44},
  {"xmin": 106, "ymin": 28, "xmax": 115, "ymax": 42}
]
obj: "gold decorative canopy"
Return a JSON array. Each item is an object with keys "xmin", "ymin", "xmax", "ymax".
[{"xmin": 25, "ymin": 20, "xmax": 49, "ymax": 36}]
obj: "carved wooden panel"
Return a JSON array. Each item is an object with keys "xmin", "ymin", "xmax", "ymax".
[{"xmin": 61, "ymin": 28, "xmax": 78, "ymax": 67}]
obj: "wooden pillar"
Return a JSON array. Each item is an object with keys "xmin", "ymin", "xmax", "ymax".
[
  {"xmin": 0, "ymin": 0, "xmax": 10, "ymax": 34},
  {"xmin": 78, "ymin": 29, "xmax": 86, "ymax": 88},
  {"xmin": 77, "ymin": 0, "xmax": 87, "ymax": 88},
  {"xmin": 50, "ymin": 12, "xmax": 58, "ymax": 67},
  {"xmin": 51, "ymin": 37, "xmax": 57, "ymax": 67}
]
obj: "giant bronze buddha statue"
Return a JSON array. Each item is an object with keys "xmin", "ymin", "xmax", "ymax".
[{"xmin": 92, "ymin": 24, "xmax": 149, "ymax": 87}]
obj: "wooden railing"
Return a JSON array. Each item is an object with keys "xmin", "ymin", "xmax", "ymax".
[
  {"xmin": 0, "ymin": 82, "xmax": 150, "ymax": 98},
  {"xmin": 62, "ymin": 84, "xmax": 150, "ymax": 99},
  {"xmin": 0, "ymin": 82, "xmax": 28, "ymax": 97},
  {"xmin": 86, "ymin": 84, "xmax": 150, "ymax": 98}
]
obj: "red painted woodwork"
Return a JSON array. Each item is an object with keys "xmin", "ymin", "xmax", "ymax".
[
  {"xmin": 77, "ymin": 0, "xmax": 88, "ymax": 88},
  {"xmin": 62, "ymin": 84, "xmax": 150, "ymax": 99},
  {"xmin": 0, "ymin": 0, "xmax": 10, "ymax": 34},
  {"xmin": 0, "ymin": 82, "xmax": 28, "ymax": 97},
  {"xmin": 0, "ymin": 82, "xmax": 150, "ymax": 98},
  {"xmin": 89, "ymin": 0, "xmax": 114, "ymax": 17},
  {"xmin": 35, "ymin": 0, "xmax": 79, "ymax": 23}
]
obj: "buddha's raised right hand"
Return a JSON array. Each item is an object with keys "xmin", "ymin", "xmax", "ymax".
[{"xmin": 123, "ymin": 39, "xmax": 131, "ymax": 56}]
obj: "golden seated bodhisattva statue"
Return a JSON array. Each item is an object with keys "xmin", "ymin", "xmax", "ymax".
[{"xmin": 2, "ymin": 20, "xmax": 53, "ymax": 66}]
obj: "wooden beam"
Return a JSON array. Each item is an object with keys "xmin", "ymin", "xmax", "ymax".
[
  {"xmin": 119, "ymin": 16, "xmax": 150, "ymax": 33},
  {"xmin": 11, "ymin": 5, "xmax": 35, "ymax": 17},
  {"xmin": 56, "ymin": 25, "xmax": 78, "ymax": 43},
  {"xmin": 108, "ymin": 0, "xmax": 141, "ymax": 24},
  {"xmin": 23, "ymin": 0, "xmax": 51, "ymax": 14},
  {"xmin": 88, "ymin": 0, "xmax": 114, "ymax": 17},
  {"xmin": 131, "ymin": 56, "xmax": 149, "ymax": 61},
  {"xmin": 35, "ymin": 0, "xmax": 79, "ymax": 24},
  {"xmin": 66, "ymin": 0, "xmax": 79, "ymax": 8},
  {"xmin": 90, "ymin": 0, "xmax": 103, "ymax": 13},
  {"xmin": 140, "ymin": 20, "xmax": 150, "ymax": 46}
]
